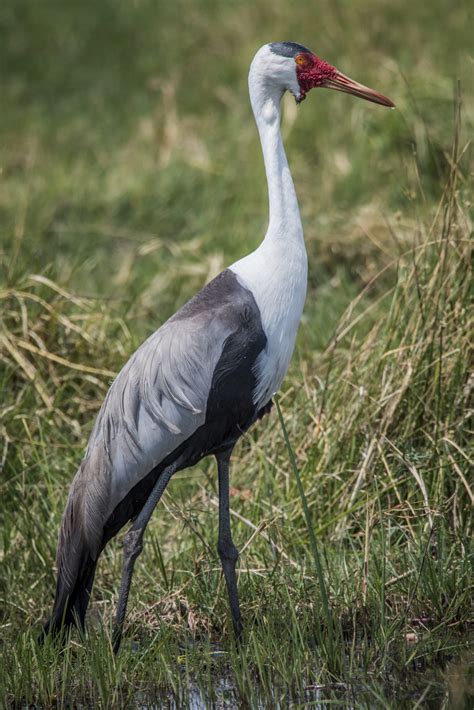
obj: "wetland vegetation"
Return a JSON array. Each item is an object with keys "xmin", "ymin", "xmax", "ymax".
[{"xmin": 1, "ymin": 0, "xmax": 472, "ymax": 706}]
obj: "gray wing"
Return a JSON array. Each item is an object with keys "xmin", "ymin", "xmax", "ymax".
[{"xmin": 74, "ymin": 270, "xmax": 254, "ymax": 550}]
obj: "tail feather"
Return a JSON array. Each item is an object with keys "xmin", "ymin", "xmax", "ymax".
[
  {"xmin": 42, "ymin": 472, "xmax": 100, "ymax": 640},
  {"xmin": 43, "ymin": 553, "xmax": 97, "ymax": 638}
]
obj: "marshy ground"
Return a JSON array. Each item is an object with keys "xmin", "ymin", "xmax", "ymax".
[{"xmin": 0, "ymin": 0, "xmax": 472, "ymax": 706}]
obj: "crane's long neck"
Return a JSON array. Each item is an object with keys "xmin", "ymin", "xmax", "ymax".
[
  {"xmin": 249, "ymin": 75, "xmax": 304, "ymax": 246},
  {"xmin": 229, "ymin": 60, "xmax": 308, "ymax": 407}
]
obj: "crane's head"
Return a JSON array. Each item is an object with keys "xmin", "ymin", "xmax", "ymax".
[{"xmin": 257, "ymin": 41, "xmax": 394, "ymax": 108}]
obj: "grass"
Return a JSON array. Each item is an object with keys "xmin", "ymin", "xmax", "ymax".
[{"xmin": 1, "ymin": 0, "xmax": 473, "ymax": 706}]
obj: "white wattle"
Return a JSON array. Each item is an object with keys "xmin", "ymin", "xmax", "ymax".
[{"xmin": 230, "ymin": 46, "xmax": 308, "ymax": 407}]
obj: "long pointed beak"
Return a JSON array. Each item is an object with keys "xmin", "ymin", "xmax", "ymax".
[{"xmin": 324, "ymin": 70, "xmax": 395, "ymax": 108}]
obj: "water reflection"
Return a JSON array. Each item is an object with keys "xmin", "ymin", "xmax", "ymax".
[{"xmin": 137, "ymin": 647, "xmax": 473, "ymax": 709}]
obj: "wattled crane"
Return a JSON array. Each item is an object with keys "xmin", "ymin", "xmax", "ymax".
[{"xmin": 42, "ymin": 41, "xmax": 393, "ymax": 652}]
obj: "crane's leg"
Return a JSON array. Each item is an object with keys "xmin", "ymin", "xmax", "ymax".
[
  {"xmin": 112, "ymin": 463, "xmax": 176, "ymax": 654},
  {"xmin": 216, "ymin": 447, "xmax": 243, "ymax": 642}
]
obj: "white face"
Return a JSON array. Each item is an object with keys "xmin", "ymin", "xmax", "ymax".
[{"xmin": 249, "ymin": 45, "xmax": 300, "ymax": 100}]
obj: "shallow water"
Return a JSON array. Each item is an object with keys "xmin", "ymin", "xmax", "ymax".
[{"xmin": 137, "ymin": 647, "xmax": 473, "ymax": 709}]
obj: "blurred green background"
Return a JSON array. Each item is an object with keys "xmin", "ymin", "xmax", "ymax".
[{"xmin": 1, "ymin": 0, "xmax": 472, "ymax": 325}]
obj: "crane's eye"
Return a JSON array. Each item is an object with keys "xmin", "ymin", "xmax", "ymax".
[{"xmin": 295, "ymin": 55, "xmax": 307, "ymax": 66}]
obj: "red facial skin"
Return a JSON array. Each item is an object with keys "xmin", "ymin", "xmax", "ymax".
[
  {"xmin": 295, "ymin": 53, "xmax": 337, "ymax": 103},
  {"xmin": 294, "ymin": 52, "xmax": 395, "ymax": 108}
]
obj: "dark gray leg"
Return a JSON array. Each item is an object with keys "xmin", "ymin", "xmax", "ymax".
[
  {"xmin": 216, "ymin": 447, "xmax": 243, "ymax": 641},
  {"xmin": 112, "ymin": 463, "xmax": 176, "ymax": 654}
]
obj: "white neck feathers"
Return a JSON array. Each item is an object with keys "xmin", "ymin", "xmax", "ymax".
[
  {"xmin": 229, "ymin": 46, "xmax": 308, "ymax": 407},
  {"xmin": 248, "ymin": 54, "xmax": 304, "ymax": 243}
]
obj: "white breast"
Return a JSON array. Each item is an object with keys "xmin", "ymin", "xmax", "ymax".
[{"xmin": 230, "ymin": 237, "xmax": 308, "ymax": 407}]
